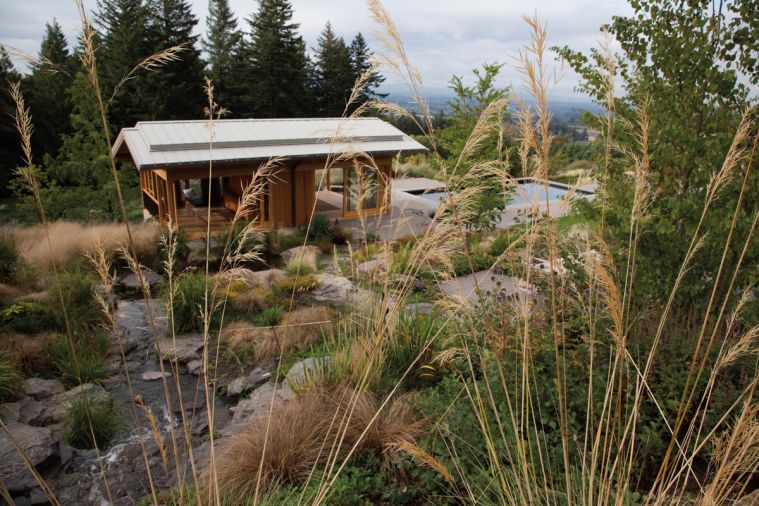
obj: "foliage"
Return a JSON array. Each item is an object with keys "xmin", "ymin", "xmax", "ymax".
[
  {"xmin": 203, "ymin": 0, "xmax": 246, "ymax": 112},
  {"xmin": 48, "ymin": 260, "xmax": 102, "ymax": 331},
  {"xmin": 0, "ymin": 239, "xmax": 18, "ymax": 282},
  {"xmin": 555, "ymin": 0, "xmax": 758, "ymax": 309},
  {"xmin": 254, "ymin": 305, "xmax": 284, "ymax": 327},
  {"xmin": 383, "ymin": 312, "xmax": 440, "ymax": 389},
  {"xmin": 0, "ymin": 357, "xmax": 22, "ymax": 403},
  {"xmin": 64, "ymin": 393, "xmax": 121, "ymax": 449},
  {"xmin": 308, "ymin": 213, "xmax": 331, "ymax": 239},
  {"xmin": 46, "ymin": 332, "xmax": 111, "ymax": 386},
  {"xmin": 348, "ymin": 32, "xmax": 386, "ymax": 111},
  {"xmin": 0, "ymin": 301, "xmax": 55, "ymax": 335},
  {"xmin": 169, "ymin": 271, "xmax": 212, "ymax": 333},
  {"xmin": 451, "ymin": 252, "xmax": 494, "ymax": 276},
  {"xmin": 312, "ymin": 23, "xmax": 355, "ymax": 116},
  {"xmin": 0, "ymin": 47, "xmax": 21, "ymax": 197},
  {"xmin": 273, "ymin": 275, "xmax": 319, "ymax": 296},
  {"xmin": 244, "ymin": 0, "xmax": 312, "ymax": 117}
]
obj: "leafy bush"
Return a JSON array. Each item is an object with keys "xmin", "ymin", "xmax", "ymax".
[
  {"xmin": 0, "ymin": 357, "xmax": 22, "ymax": 403},
  {"xmin": 46, "ymin": 332, "xmax": 110, "ymax": 386},
  {"xmin": 330, "ymin": 220, "xmax": 352, "ymax": 245},
  {"xmin": 488, "ymin": 233, "xmax": 509, "ymax": 257},
  {"xmin": 0, "ymin": 240, "xmax": 18, "ymax": 282},
  {"xmin": 64, "ymin": 393, "xmax": 121, "ymax": 449},
  {"xmin": 383, "ymin": 312, "xmax": 440, "ymax": 388},
  {"xmin": 273, "ymin": 275, "xmax": 320, "ymax": 295},
  {"xmin": 254, "ymin": 306, "xmax": 284, "ymax": 327},
  {"xmin": 0, "ymin": 301, "xmax": 55, "ymax": 335},
  {"xmin": 451, "ymin": 252, "xmax": 494, "ymax": 276},
  {"xmin": 308, "ymin": 213, "xmax": 331, "ymax": 239},
  {"xmin": 168, "ymin": 271, "xmax": 213, "ymax": 333},
  {"xmin": 48, "ymin": 260, "xmax": 102, "ymax": 331}
]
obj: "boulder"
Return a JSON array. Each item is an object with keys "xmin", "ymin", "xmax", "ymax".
[
  {"xmin": 119, "ymin": 268, "xmax": 162, "ymax": 289},
  {"xmin": 226, "ymin": 367, "xmax": 271, "ymax": 398},
  {"xmin": 0, "ymin": 423, "xmax": 60, "ymax": 493},
  {"xmin": 229, "ymin": 382, "xmax": 294, "ymax": 426},
  {"xmin": 187, "ymin": 360, "xmax": 202, "ymax": 376},
  {"xmin": 187, "ymin": 248, "xmax": 220, "ymax": 267},
  {"xmin": 1, "ymin": 397, "xmax": 45, "ymax": 426},
  {"xmin": 281, "ymin": 245, "xmax": 321, "ymax": 264},
  {"xmin": 357, "ymin": 258, "xmax": 386, "ymax": 275},
  {"xmin": 154, "ymin": 334, "xmax": 205, "ymax": 364},
  {"xmin": 249, "ymin": 268, "xmax": 287, "ymax": 287},
  {"xmin": 391, "ymin": 274, "xmax": 425, "ymax": 292},
  {"xmin": 286, "ymin": 357, "xmax": 331, "ymax": 387},
  {"xmin": 141, "ymin": 371, "xmax": 172, "ymax": 382},
  {"xmin": 311, "ymin": 273, "xmax": 356, "ymax": 302},
  {"xmin": 43, "ymin": 383, "xmax": 110, "ymax": 425},
  {"xmin": 23, "ymin": 378, "xmax": 65, "ymax": 400}
]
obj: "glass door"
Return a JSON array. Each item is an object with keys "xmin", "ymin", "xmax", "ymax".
[{"xmin": 344, "ymin": 165, "xmax": 380, "ymax": 216}]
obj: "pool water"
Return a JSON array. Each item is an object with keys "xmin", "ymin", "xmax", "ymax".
[
  {"xmin": 506, "ymin": 183, "xmax": 572, "ymax": 206},
  {"xmin": 418, "ymin": 191, "xmax": 450, "ymax": 204}
]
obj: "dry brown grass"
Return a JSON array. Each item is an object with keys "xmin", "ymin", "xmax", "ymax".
[
  {"xmin": 0, "ymin": 221, "xmax": 161, "ymax": 273},
  {"xmin": 0, "ymin": 333, "xmax": 55, "ymax": 376},
  {"xmin": 231, "ymin": 287, "xmax": 270, "ymax": 313},
  {"xmin": 220, "ymin": 306, "xmax": 333, "ymax": 363},
  {"xmin": 211, "ymin": 385, "xmax": 425, "ymax": 498},
  {"xmin": 0, "ymin": 282, "xmax": 22, "ymax": 299}
]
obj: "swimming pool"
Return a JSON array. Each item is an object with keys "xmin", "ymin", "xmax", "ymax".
[
  {"xmin": 506, "ymin": 182, "xmax": 574, "ymax": 206},
  {"xmin": 418, "ymin": 191, "xmax": 450, "ymax": 204}
]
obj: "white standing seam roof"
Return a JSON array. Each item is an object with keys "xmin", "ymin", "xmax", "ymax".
[{"xmin": 112, "ymin": 117, "xmax": 427, "ymax": 170}]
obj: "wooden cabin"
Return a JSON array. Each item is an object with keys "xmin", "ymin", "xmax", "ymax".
[{"xmin": 112, "ymin": 118, "xmax": 427, "ymax": 236}]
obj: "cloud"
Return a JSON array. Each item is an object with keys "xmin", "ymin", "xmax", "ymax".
[{"xmin": 1, "ymin": 0, "xmax": 632, "ymax": 99}]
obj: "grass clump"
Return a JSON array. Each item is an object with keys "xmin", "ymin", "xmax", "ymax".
[
  {"xmin": 0, "ymin": 333, "xmax": 55, "ymax": 376},
  {"xmin": 169, "ymin": 271, "xmax": 213, "ymax": 333},
  {"xmin": 64, "ymin": 393, "xmax": 121, "ymax": 449},
  {"xmin": 48, "ymin": 260, "xmax": 103, "ymax": 331},
  {"xmin": 211, "ymin": 385, "xmax": 424, "ymax": 498},
  {"xmin": 0, "ymin": 240, "xmax": 19, "ymax": 282},
  {"xmin": 0, "ymin": 301, "xmax": 55, "ymax": 335},
  {"xmin": 284, "ymin": 250, "xmax": 317, "ymax": 276},
  {"xmin": 0, "ymin": 357, "xmax": 23, "ymax": 403},
  {"xmin": 46, "ymin": 332, "xmax": 110, "ymax": 387},
  {"xmin": 273, "ymin": 275, "xmax": 319, "ymax": 295},
  {"xmin": 308, "ymin": 213, "xmax": 331, "ymax": 239}
]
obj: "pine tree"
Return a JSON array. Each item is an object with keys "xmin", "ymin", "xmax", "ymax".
[
  {"xmin": 246, "ymin": 0, "xmax": 311, "ymax": 117},
  {"xmin": 312, "ymin": 22, "xmax": 354, "ymax": 117},
  {"xmin": 145, "ymin": 0, "xmax": 205, "ymax": 119},
  {"xmin": 348, "ymin": 32, "xmax": 385, "ymax": 110},
  {"xmin": 96, "ymin": 0, "xmax": 153, "ymax": 129},
  {"xmin": 0, "ymin": 47, "xmax": 21, "ymax": 197},
  {"xmin": 203, "ymin": 0, "xmax": 245, "ymax": 113},
  {"xmin": 24, "ymin": 20, "xmax": 75, "ymax": 161}
]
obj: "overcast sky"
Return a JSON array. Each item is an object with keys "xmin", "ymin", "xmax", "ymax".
[{"xmin": 1, "ymin": 0, "xmax": 633, "ymax": 99}]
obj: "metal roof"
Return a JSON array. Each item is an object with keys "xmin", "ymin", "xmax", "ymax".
[{"xmin": 112, "ymin": 117, "xmax": 428, "ymax": 170}]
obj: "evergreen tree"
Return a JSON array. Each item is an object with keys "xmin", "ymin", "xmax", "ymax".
[
  {"xmin": 312, "ymin": 22, "xmax": 354, "ymax": 116},
  {"xmin": 24, "ymin": 20, "xmax": 75, "ymax": 161},
  {"xmin": 246, "ymin": 0, "xmax": 311, "ymax": 117},
  {"xmin": 145, "ymin": 0, "xmax": 205, "ymax": 119},
  {"xmin": 96, "ymin": 0, "xmax": 153, "ymax": 129},
  {"xmin": 348, "ymin": 32, "xmax": 385, "ymax": 110},
  {"xmin": 0, "ymin": 47, "xmax": 21, "ymax": 197},
  {"xmin": 203, "ymin": 0, "xmax": 245, "ymax": 113}
]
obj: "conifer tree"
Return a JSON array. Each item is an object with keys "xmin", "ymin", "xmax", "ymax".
[
  {"xmin": 348, "ymin": 32, "xmax": 385, "ymax": 110},
  {"xmin": 24, "ymin": 20, "xmax": 75, "ymax": 161},
  {"xmin": 96, "ymin": 0, "xmax": 153, "ymax": 129},
  {"xmin": 146, "ymin": 0, "xmax": 205, "ymax": 119},
  {"xmin": 246, "ymin": 0, "xmax": 311, "ymax": 117},
  {"xmin": 312, "ymin": 22, "xmax": 354, "ymax": 116},
  {"xmin": 203, "ymin": 0, "xmax": 245, "ymax": 113},
  {"xmin": 0, "ymin": 47, "xmax": 21, "ymax": 197}
]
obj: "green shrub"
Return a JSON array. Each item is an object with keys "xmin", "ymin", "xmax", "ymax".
[
  {"xmin": 169, "ymin": 271, "xmax": 213, "ymax": 333},
  {"xmin": 0, "ymin": 301, "xmax": 55, "ymax": 335},
  {"xmin": 0, "ymin": 240, "xmax": 18, "ymax": 282},
  {"xmin": 0, "ymin": 357, "xmax": 22, "ymax": 403},
  {"xmin": 46, "ymin": 332, "xmax": 110, "ymax": 386},
  {"xmin": 451, "ymin": 253, "xmax": 494, "ymax": 276},
  {"xmin": 308, "ymin": 213, "xmax": 331, "ymax": 239},
  {"xmin": 48, "ymin": 260, "xmax": 102, "ymax": 331},
  {"xmin": 488, "ymin": 233, "xmax": 510, "ymax": 257},
  {"xmin": 273, "ymin": 275, "xmax": 319, "ymax": 295},
  {"xmin": 64, "ymin": 393, "xmax": 121, "ymax": 449},
  {"xmin": 383, "ymin": 312, "xmax": 440, "ymax": 388},
  {"xmin": 254, "ymin": 305, "xmax": 284, "ymax": 327},
  {"xmin": 330, "ymin": 220, "xmax": 352, "ymax": 245}
]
